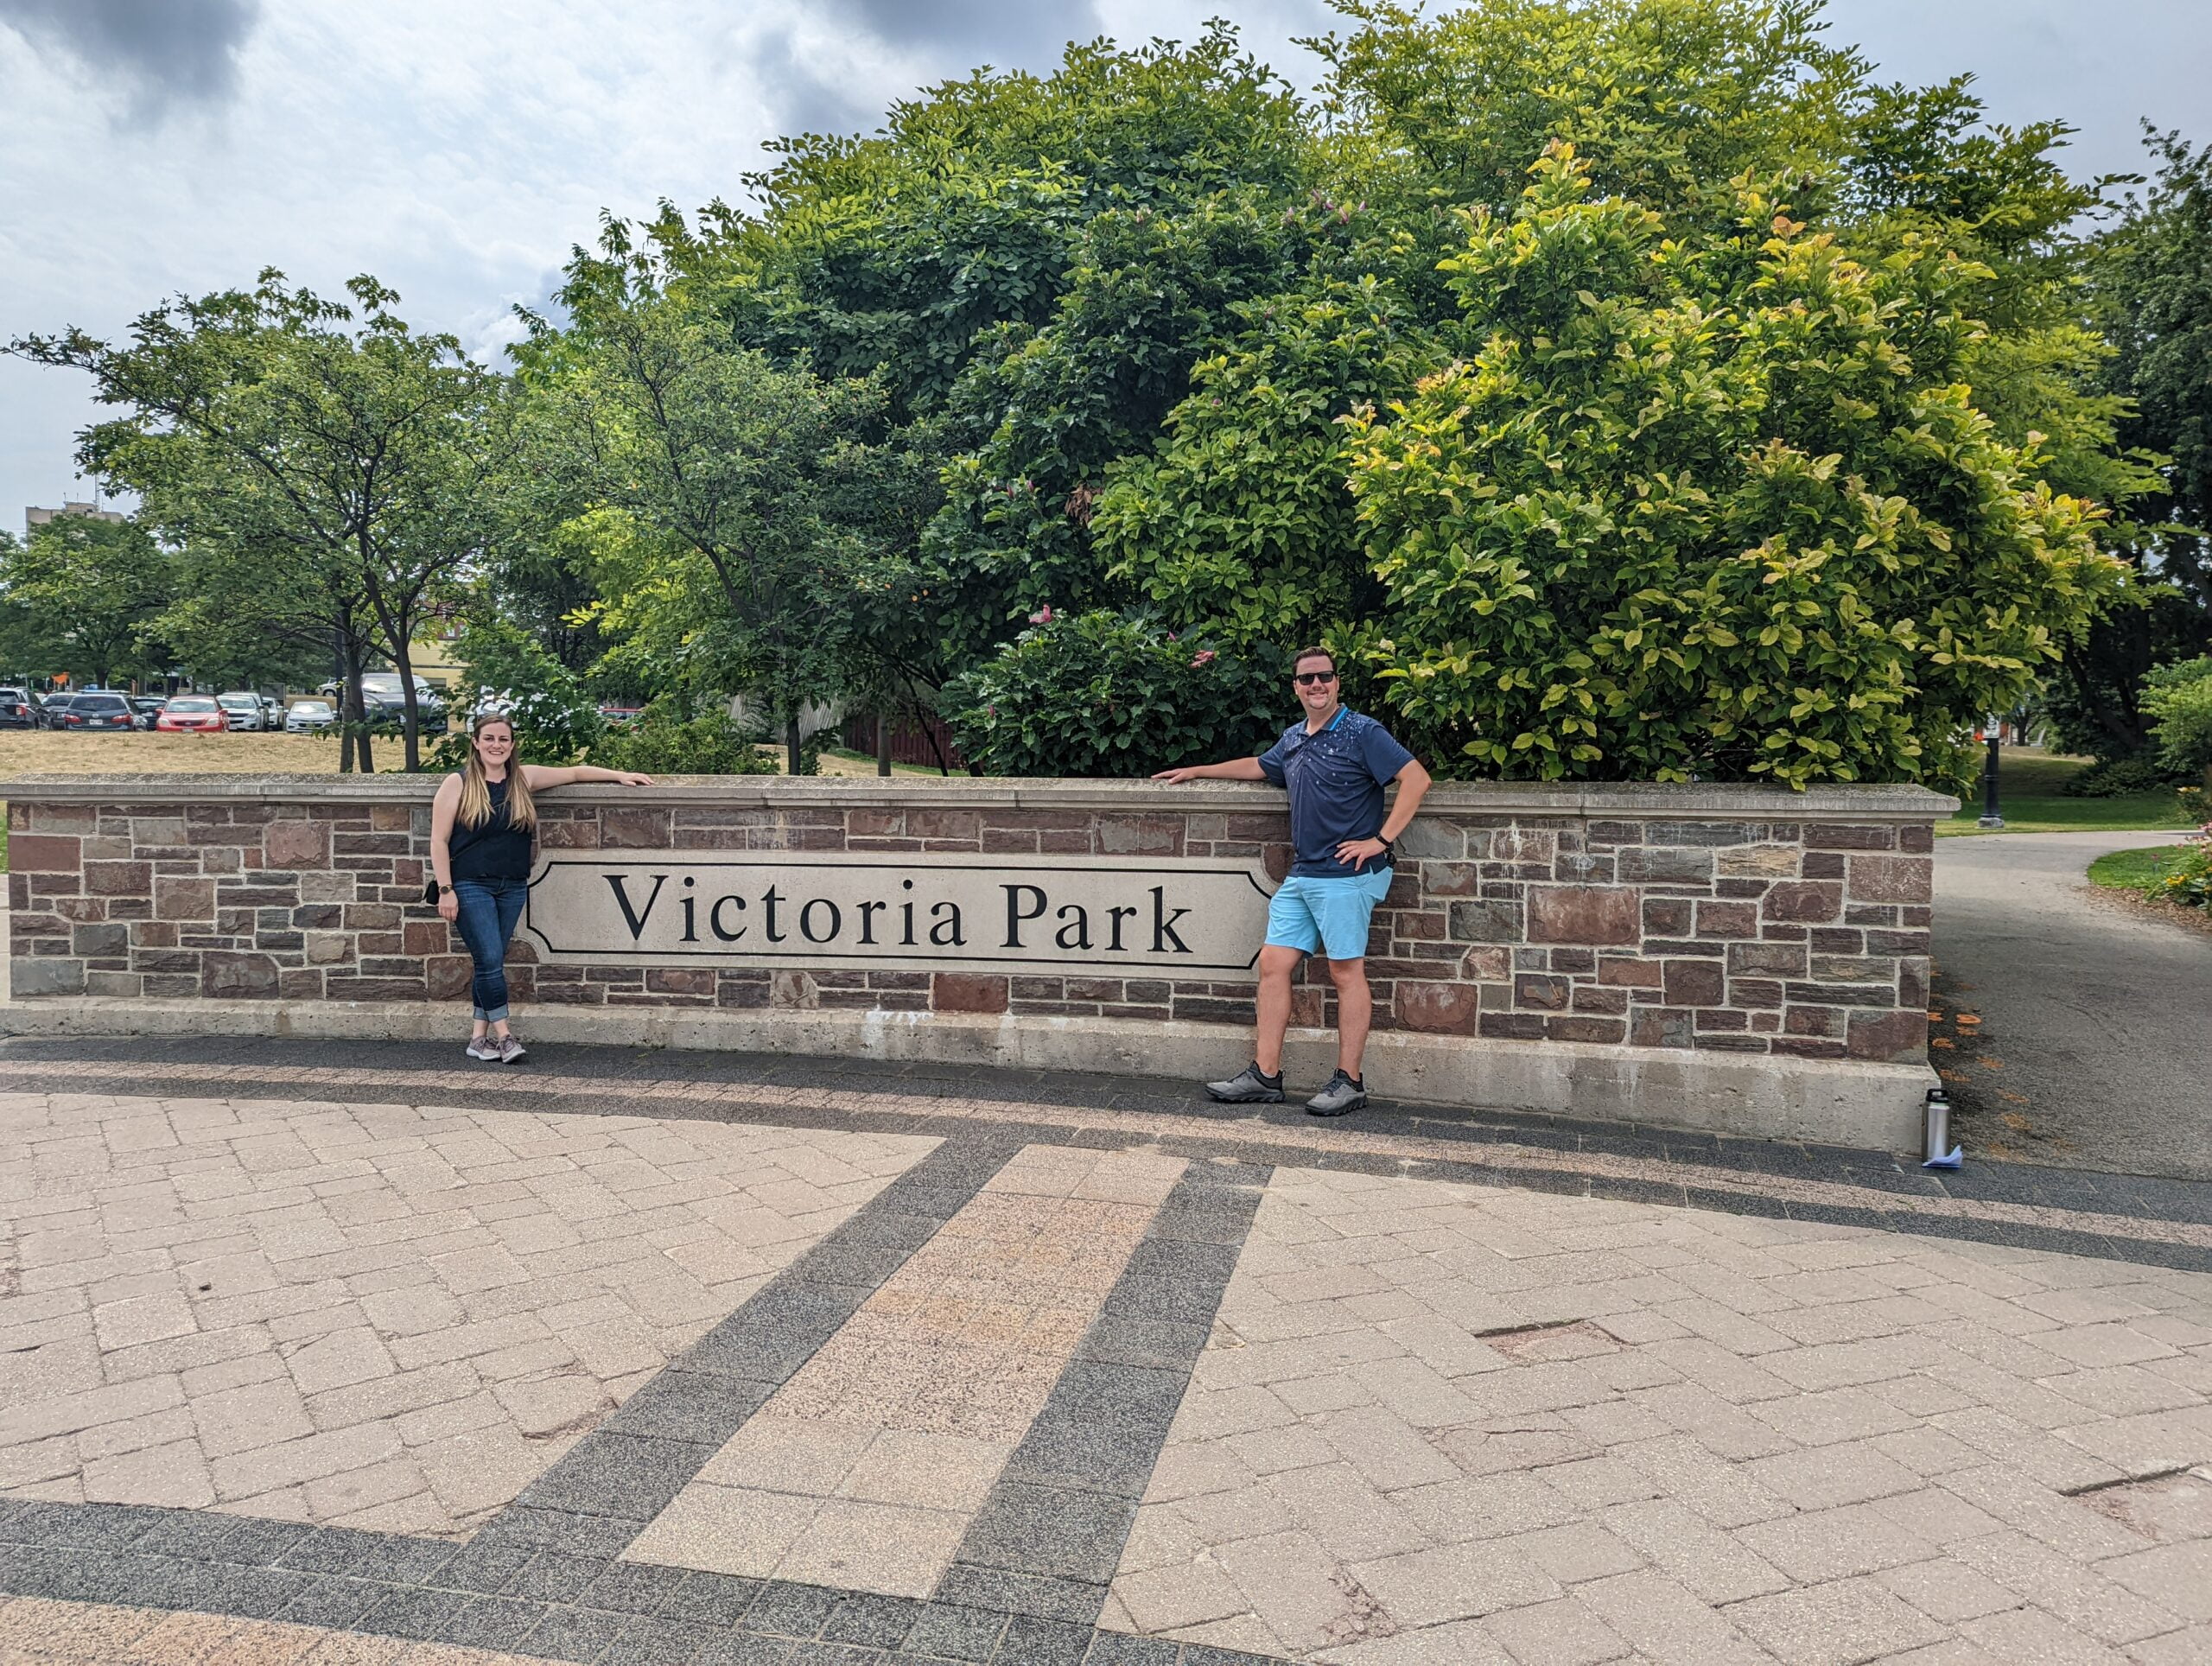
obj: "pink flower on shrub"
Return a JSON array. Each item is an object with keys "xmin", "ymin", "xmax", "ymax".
[
  {"xmin": 1190, "ymin": 649, "xmax": 1217, "ymax": 668},
  {"xmin": 1027, "ymin": 605, "xmax": 1055, "ymax": 625}
]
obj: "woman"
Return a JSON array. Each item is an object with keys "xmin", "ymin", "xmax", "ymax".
[{"xmin": 430, "ymin": 713, "xmax": 652, "ymax": 1062}]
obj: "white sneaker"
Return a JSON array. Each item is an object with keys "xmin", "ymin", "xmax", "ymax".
[{"xmin": 466, "ymin": 1037, "xmax": 499, "ymax": 1061}]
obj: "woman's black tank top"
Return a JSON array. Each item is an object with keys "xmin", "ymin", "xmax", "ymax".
[{"xmin": 447, "ymin": 775, "xmax": 532, "ymax": 881}]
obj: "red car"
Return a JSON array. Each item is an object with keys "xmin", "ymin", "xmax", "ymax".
[{"xmin": 156, "ymin": 696, "xmax": 230, "ymax": 733}]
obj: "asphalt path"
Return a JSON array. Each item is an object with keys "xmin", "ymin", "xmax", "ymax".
[{"xmin": 1933, "ymin": 829, "xmax": 2211, "ymax": 1180}]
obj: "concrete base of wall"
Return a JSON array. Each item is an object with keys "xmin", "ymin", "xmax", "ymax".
[{"xmin": 0, "ymin": 996, "xmax": 1934, "ymax": 1154}]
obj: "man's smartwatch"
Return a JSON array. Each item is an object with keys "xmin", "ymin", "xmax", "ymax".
[{"xmin": 1376, "ymin": 836, "xmax": 1395, "ymax": 857}]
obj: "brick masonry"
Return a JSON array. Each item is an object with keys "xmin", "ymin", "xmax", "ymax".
[{"xmin": 4, "ymin": 779, "xmax": 1951, "ymax": 1066}]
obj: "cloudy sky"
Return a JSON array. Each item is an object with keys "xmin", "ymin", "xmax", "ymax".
[{"xmin": 3, "ymin": 0, "xmax": 2205, "ymax": 527}]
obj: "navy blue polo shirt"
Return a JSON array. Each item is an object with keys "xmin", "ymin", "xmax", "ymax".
[{"xmin": 1258, "ymin": 707, "xmax": 1417, "ymax": 878}]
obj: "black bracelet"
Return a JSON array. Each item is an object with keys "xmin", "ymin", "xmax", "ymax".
[{"xmin": 1377, "ymin": 836, "xmax": 1395, "ymax": 855}]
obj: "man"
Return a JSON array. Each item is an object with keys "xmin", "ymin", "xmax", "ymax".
[{"xmin": 1155, "ymin": 646, "xmax": 1432, "ymax": 1116}]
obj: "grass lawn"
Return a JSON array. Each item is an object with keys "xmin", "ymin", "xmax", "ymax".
[
  {"xmin": 1936, "ymin": 747, "xmax": 2197, "ymax": 837},
  {"xmin": 810, "ymin": 746, "xmax": 957, "ymax": 778},
  {"xmin": 0, "ymin": 730, "xmax": 344, "ymax": 781},
  {"xmin": 2087, "ymin": 844, "xmax": 2196, "ymax": 890}
]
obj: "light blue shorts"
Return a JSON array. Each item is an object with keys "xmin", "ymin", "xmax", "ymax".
[{"xmin": 1264, "ymin": 868, "xmax": 1394, "ymax": 961}]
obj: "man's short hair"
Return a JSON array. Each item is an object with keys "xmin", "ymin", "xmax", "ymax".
[{"xmin": 1291, "ymin": 645, "xmax": 1335, "ymax": 671}]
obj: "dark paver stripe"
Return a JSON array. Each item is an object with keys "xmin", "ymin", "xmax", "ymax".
[
  {"xmin": 0, "ymin": 1504, "xmax": 1292, "ymax": 1663},
  {"xmin": 491, "ymin": 1132, "xmax": 1027, "ymax": 1550},
  {"xmin": 939, "ymin": 1157, "xmax": 1272, "ymax": 1627}
]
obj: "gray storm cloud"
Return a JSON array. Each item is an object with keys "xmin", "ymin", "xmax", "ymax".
[
  {"xmin": 0, "ymin": 0, "xmax": 261, "ymax": 119},
  {"xmin": 753, "ymin": 0, "xmax": 1105, "ymax": 143},
  {"xmin": 843, "ymin": 0, "xmax": 1103, "ymax": 58}
]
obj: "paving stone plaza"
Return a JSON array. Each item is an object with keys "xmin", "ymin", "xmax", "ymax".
[{"xmin": 0, "ymin": 1035, "xmax": 2205, "ymax": 1664}]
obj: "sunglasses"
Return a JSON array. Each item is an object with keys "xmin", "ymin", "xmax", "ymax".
[{"xmin": 1294, "ymin": 670, "xmax": 1338, "ymax": 686}]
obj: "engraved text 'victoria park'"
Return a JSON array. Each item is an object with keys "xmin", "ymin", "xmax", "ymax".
[{"xmin": 520, "ymin": 853, "xmax": 1274, "ymax": 978}]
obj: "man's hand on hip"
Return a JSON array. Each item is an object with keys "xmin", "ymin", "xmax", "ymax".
[{"xmin": 1335, "ymin": 836, "xmax": 1388, "ymax": 866}]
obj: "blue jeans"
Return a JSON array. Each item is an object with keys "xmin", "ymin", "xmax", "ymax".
[{"xmin": 451, "ymin": 878, "xmax": 528, "ymax": 1023}]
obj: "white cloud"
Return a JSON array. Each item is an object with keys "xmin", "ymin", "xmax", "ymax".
[{"xmin": 2, "ymin": 0, "xmax": 2205, "ymax": 531}]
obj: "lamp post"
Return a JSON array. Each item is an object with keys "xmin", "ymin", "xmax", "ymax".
[{"xmin": 1977, "ymin": 725, "xmax": 2004, "ymax": 830}]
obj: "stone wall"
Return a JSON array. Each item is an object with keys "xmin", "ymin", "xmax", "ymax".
[{"xmin": 5, "ymin": 776, "xmax": 1949, "ymax": 1068}]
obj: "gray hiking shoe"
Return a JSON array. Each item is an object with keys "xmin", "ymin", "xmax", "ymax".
[
  {"xmin": 1205, "ymin": 1064, "xmax": 1285, "ymax": 1103},
  {"xmin": 1306, "ymin": 1069, "xmax": 1368, "ymax": 1118},
  {"xmin": 498, "ymin": 1035, "xmax": 527, "ymax": 1065},
  {"xmin": 466, "ymin": 1036, "xmax": 500, "ymax": 1062}
]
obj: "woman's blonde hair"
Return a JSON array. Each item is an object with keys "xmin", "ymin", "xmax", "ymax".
[{"xmin": 456, "ymin": 714, "xmax": 537, "ymax": 831}]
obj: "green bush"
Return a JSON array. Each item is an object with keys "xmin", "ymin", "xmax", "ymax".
[
  {"xmin": 1339, "ymin": 147, "xmax": 2124, "ymax": 789},
  {"xmin": 2059, "ymin": 755, "xmax": 2190, "ymax": 798},
  {"xmin": 588, "ymin": 703, "xmax": 777, "ymax": 775},
  {"xmin": 2143, "ymin": 658, "xmax": 2212, "ymax": 780},
  {"xmin": 944, "ymin": 609, "xmax": 1285, "ymax": 776}
]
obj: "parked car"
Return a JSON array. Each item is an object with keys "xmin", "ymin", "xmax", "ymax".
[
  {"xmin": 368, "ymin": 675, "xmax": 447, "ymax": 734},
  {"xmin": 321, "ymin": 671, "xmax": 439, "ymax": 699},
  {"xmin": 216, "ymin": 692, "xmax": 270, "ymax": 732},
  {"xmin": 284, "ymin": 698, "xmax": 336, "ymax": 733},
  {"xmin": 35, "ymin": 693, "xmax": 76, "ymax": 729},
  {"xmin": 131, "ymin": 697, "xmax": 167, "ymax": 730},
  {"xmin": 0, "ymin": 688, "xmax": 36, "ymax": 729},
  {"xmin": 54, "ymin": 691, "xmax": 137, "ymax": 732},
  {"xmin": 156, "ymin": 696, "xmax": 228, "ymax": 734}
]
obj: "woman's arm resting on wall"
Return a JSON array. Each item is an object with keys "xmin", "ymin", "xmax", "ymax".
[{"xmin": 520, "ymin": 764, "xmax": 656, "ymax": 790}]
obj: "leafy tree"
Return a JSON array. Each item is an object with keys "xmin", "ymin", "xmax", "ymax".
[
  {"xmin": 0, "ymin": 512, "xmax": 176, "ymax": 688},
  {"xmin": 2109, "ymin": 132, "xmax": 2212, "ymax": 615},
  {"xmin": 2029, "ymin": 130, "xmax": 2212, "ymax": 765},
  {"xmin": 10, "ymin": 271, "xmax": 512, "ymax": 770},
  {"xmin": 518, "ymin": 231, "xmax": 938, "ymax": 773},
  {"xmin": 923, "ymin": 193, "xmax": 1322, "ymax": 656},
  {"xmin": 563, "ymin": 25, "xmax": 1321, "ymax": 688},
  {"xmin": 720, "ymin": 24, "xmax": 1313, "ymax": 414},
  {"xmin": 1311, "ymin": 0, "xmax": 1865, "ymax": 230},
  {"xmin": 1340, "ymin": 148, "xmax": 2123, "ymax": 787},
  {"xmin": 1095, "ymin": 272, "xmax": 1434, "ymax": 650}
]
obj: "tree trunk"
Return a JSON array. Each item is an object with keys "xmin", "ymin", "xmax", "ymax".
[
  {"xmin": 338, "ymin": 627, "xmax": 372, "ymax": 775},
  {"xmin": 332, "ymin": 627, "xmax": 353, "ymax": 773},
  {"xmin": 785, "ymin": 711, "xmax": 802, "ymax": 777},
  {"xmin": 920, "ymin": 715, "xmax": 950, "ymax": 778},
  {"xmin": 392, "ymin": 633, "xmax": 422, "ymax": 772},
  {"xmin": 875, "ymin": 712, "xmax": 891, "ymax": 778}
]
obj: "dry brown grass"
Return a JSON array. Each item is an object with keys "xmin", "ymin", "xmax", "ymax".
[{"xmin": 0, "ymin": 730, "xmax": 346, "ymax": 780}]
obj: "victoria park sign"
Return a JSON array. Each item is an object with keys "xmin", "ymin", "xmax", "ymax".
[{"xmin": 519, "ymin": 852, "xmax": 1276, "ymax": 978}]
